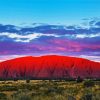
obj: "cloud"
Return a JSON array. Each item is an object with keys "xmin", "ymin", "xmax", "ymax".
[
  {"xmin": 74, "ymin": 33, "xmax": 100, "ymax": 38},
  {"xmin": 0, "ymin": 18, "xmax": 100, "ymax": 62},
  {"xmin": 79, "ymin": 55, "xmax": 100, "ymax": 62},
  {"xmin": 0, "ymin": 32, "xmax": 60, "ymax": 42},
  {"xmin": 0, "ymin": 55, "xmax": 27, "ymax": 62}
]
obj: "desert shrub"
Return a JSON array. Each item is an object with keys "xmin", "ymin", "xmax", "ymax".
[
  {"xmin": 57, "ymin": 87, "xmax": 64, "ymax": 94},
  {"xmin": 41, "ymin": 87, "xmax": 55, "ymax": 96},
  {"xmin": 76, "ymin": 76, "xmax": 83, "ymax": 83},
  {"xmin": 0, "ymin": 85, "xmax": 18, "ymax": 91},
  {"xmin": 31, "ymin": 91, "xmax": 41, "ymax": 97},
  {"xmin": 26, "ymin": 79, "xmax": 30, "ymax": 83},
  {"xmin": 18, "ymin": 84, "xmax": 33, "ymax": 90},
  {"xmin": 81, "ymin": 94, "xmax": 92, "ymax": 100},
  {"xmin": 0, "ymin": 78, "xmax": 5, "ymax": 81},
  {"xmin": 12, "ymin": 93, "xmax": 32, "ymax": 100},
  {"xmin": 0, "ymin": 92, "xmax": 7, "ymax": 100},
  {"xmin": 83, "ymin": 80, "xmax": 95, "ymax": 87},
  {"xmin": 17, "ymin": 95, "xmax": 31, "ymax": 100},
  {"xmin": 93, "ymin": 93, "xmax": 100, "ymax": 100},
  {"xmin": 11, "ymin": 92, "xmax": 20, "ymax": 98},
  {"xmin": 65, "ymin": 78, "xmax": 75, "ymax": 81},
  {"xmin": 65, "ymin": 87, "xmax": 79, "ymax": 96},
  {"xmin": 44, "ymin": 86, "xmax": 64, "ymax": 96},
  {"xmin": 67, "ymin": 95, "xmax": 76, "ymax": 100},
  {"xmin": 53, "ymin": 94, "xmax": 67, "ymax": 100},
  {"xmin": 13, "ymin": 78, "xmax": 18, "ymax": 81}
]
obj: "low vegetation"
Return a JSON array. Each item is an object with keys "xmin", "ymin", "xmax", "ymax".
[{"xmin": 0, "ymin": 80, "xmax": 99, "ymax": 100}]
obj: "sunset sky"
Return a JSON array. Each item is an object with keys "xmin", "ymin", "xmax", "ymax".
[{"xmin": 0, "ymin": 0, "xmax": 100, "ymax": 62}]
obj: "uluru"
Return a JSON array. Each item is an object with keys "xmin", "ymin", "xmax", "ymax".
[{"xmin": 0, "ymin": 55, "xmax": 100, "ymax": 79}]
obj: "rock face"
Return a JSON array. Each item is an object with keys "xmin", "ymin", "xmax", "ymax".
[{"xmin": 0, "ymin": 55, "xmax": 100, "ymax": 79}]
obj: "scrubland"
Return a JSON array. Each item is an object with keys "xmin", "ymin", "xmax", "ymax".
[{"xmin": 0, "ymin": 80, "xmax": 99, "ymax": 100}]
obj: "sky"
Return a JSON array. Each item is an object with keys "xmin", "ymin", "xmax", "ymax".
[
  {"xmin": 0, "ymin": 0, "xmax": 100, "ymax": 25},
  {"xmin": 0, "ymin": 0, "xmax": 100, "ymax": 62}
]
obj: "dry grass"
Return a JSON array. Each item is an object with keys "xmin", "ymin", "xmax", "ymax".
[{"xmin": 0, "ymin": 80, "xmax": 99, "ymax": 100}]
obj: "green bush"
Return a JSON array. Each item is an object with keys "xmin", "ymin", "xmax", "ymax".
[
  {"xmin": 0, "ymin": 92, "xmax": 7, "ymax": 100},
  {"xmin": 13, "ymin": 78, "xmax": 18, "ymax": 81},
  {"xmin": 83, "ymin": 80, "xmax": 95, "ymax": 87},
  {"xmin": 18, "ymin": 84, "xmax": 33, "ymax": 90},
  {"xmin": 17, "ymin": 95, "xmax": 32, "ymax": 100},
  {"xmin": 12, "ymin": 93, "xmax": 32, "ymax": 100},
  {"xmin": 81, "ymin": 94, "xmax": 92, "ymax": 100},
  {"xmin": 67, "ymin": 95, "xmax": 76, "ymax": 100},
  {"xmin": 76, "ymin": 76, "xmax": 83, "ymax": 83},
  {"xmin": 0, "ymin": 85, "xmax": 18, "ymax": 91},
  {"xmin": 26, "ymin": 79, "xmax": 30, "ymax": 83}
]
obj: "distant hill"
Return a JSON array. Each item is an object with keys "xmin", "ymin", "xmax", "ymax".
[{"xmin": 0, "ymin": 55, "xmax": 100, "ymax": 79}]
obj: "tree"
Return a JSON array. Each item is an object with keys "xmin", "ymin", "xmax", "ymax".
[{"xmin": 76, "ymin": 76, "xmax": 83, "ymax": 83}]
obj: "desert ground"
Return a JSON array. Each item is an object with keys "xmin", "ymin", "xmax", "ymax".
[{"xmin": 0, "ymin": 80, "xmax": 99, "ymax": 100}]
